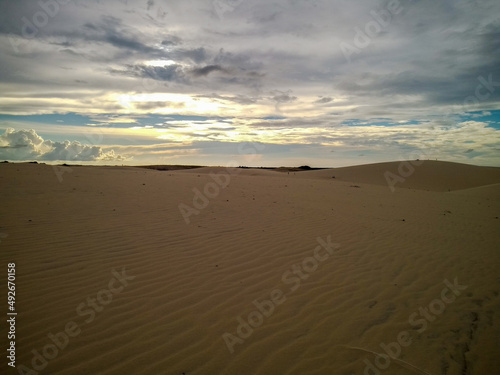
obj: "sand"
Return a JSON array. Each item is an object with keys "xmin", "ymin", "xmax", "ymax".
[{"xmin": 1, "ymin": 160, "xmax": 499, "ymax": 375}]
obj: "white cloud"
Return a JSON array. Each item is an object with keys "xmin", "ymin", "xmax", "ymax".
[{"xmin": 0, "ymin": 128, "xmax": 127, "ymax": 162}]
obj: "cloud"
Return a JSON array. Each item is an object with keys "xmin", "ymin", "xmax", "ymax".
[
  {"xmin": 135, "ymin": 64, "xmax": 186, "ymax": 82},
  {"xmin": 79, "ymin": 15, "xmax": 161, "ymax": 55},
  {"xmin": 269, "ymin": 90, "xmax": 297, "ymax": 110},
  {"xmin": 315, "ymin": 97, "xmax": 334, "ymax": 104},
  {"xmin": 132, "ymin": 101, "xmax": 185, "ymax": 110},
  {"xmin": 180, "ymin": 47, "xmax": 208, "ymax": 64},
  {"xmin": 161, "ymin": 35, "xmax": 181, "ymax": 46},
  {"xmin": 191, "ymin": 65, "xmax": 228, "ymax": 77},
  {"xmin": 198, "ymin": 93, "xmax": 258, "ymax": 105},
  {"xmin": 0, "ymin": 128, "xmax": 127, "ymax": 162}
]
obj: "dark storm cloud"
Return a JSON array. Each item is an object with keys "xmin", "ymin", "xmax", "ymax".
[
  {"xmin": 191, "ymin": 65, "xmax": 228, "ymax": 77},
  {"xmin": 134, "ymin": 64, "xmax": 186, "ymax": 82},
  {"xmin": 80, "ymin": 16, "xmax": 159, "ymax": 54},
  {"xmin": 269, "ymin": 90, "xmax": 297, "ymax": 104},
  {"xmin": 213, "ymin": 48, "xmax": 263, "ymax": 72},
  {"xmin": 0, "ymin": 0, "xmax": 499, "ymax": 122},
  {"xmin": 161, "ymin": 35, "xmax": 181, "ymax": 46},
  {"xmin": 180, "ymin": 47, "xmax": 208, "ymax": 63}
]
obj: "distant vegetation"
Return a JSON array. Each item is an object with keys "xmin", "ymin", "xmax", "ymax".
[
  {"xmin": 237, "ymin": 165, "xmax": 326, "ymax": 172},
  {"xmin": 138, "ymin": 165, "xmax": 203, "ymax": 171}
]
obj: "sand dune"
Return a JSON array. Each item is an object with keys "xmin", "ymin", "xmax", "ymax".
[
  {"xmin": 1, "ymin": 161, "xmax": 499, "ymax": 375},
  {"xmin": 295, "ymin": 160, "xmax": 500, "ymax": 192},
  {"xmin": 173, "ymin": 166, "xmax": 287, "ymax": 177}
]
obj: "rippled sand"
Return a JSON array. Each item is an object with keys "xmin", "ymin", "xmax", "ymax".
[{"xmin": 1, "ymin": 161, "xmax": 499, "ymax": 374}]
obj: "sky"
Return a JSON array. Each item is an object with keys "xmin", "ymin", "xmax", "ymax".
[{"xmin": 0, "ymin": 0, "xmax": 499, "ymax": 167}]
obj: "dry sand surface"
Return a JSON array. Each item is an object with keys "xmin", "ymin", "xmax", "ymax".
[{"xmin": 1, "ymin": 160, "xmax": 499, "ymax": 375}]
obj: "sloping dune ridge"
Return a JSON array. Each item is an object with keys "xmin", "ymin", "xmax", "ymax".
[{"xmin": 1, "ymin": 161, "xmax": 499, "ymax": 375}]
